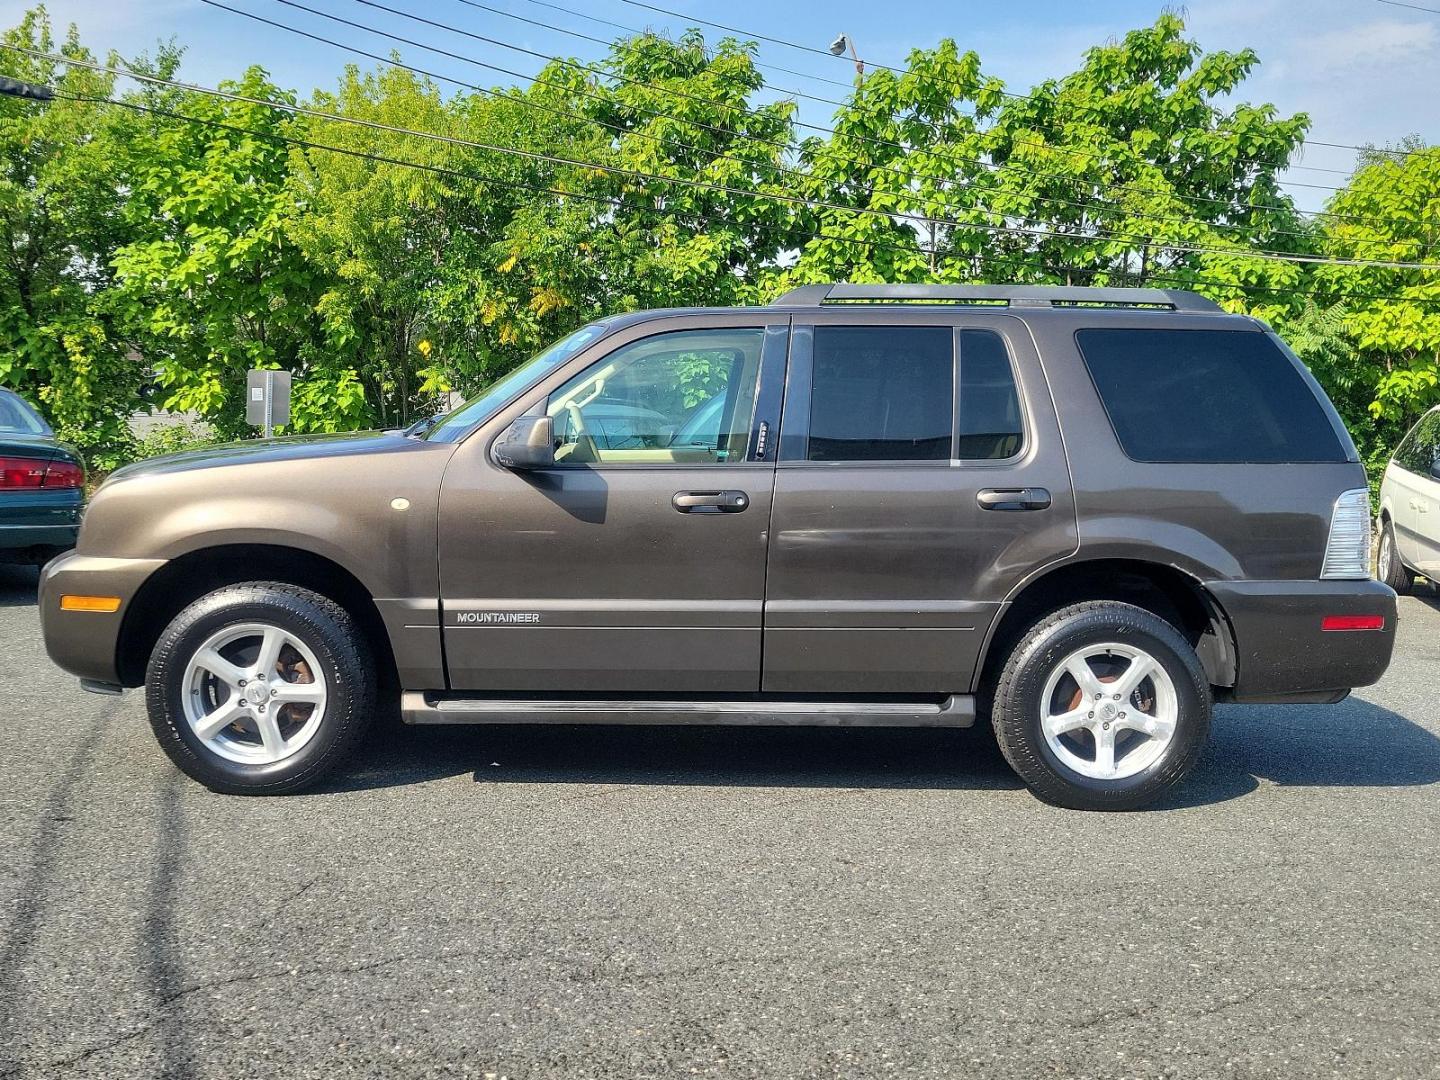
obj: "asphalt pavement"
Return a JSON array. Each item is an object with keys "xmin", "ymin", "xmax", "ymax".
[{"xmin": 2, "ymin": 563, "xmax": 1438, "ymax": 1079}]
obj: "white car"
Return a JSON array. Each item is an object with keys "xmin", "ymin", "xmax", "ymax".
[{"xmin": 1378, "ymin": 404, "xmax": 1440, "ymax": 594}]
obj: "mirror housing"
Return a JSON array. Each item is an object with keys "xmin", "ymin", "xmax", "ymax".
[{"xmin": 493, "ymin": 414, "xmax": 555, "ymax": 470}]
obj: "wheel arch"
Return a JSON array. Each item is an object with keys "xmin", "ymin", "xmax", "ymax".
[
  {"xmin": 116, "ymin": 543, "xmax": 398, "ymax": 690},
  {"xmin": 976, "ymin": 558, "xmax": 1237, "ymax": 697}
]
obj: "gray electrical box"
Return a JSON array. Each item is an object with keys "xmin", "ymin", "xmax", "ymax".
[{"xmin": 245, "ymin": 369, "xmax": 292, "ymax": 435}]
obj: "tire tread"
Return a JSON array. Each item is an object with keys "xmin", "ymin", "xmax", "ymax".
[
  {"xmin": 145, "ymin": 581, "xmax": 375, "ymax": 795},
  {"xmin": 991, "ymin": 600, "xmax": 1211, "ymax": 811}
]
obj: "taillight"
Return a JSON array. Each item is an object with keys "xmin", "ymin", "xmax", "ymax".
[
  {"xmin": 0, "ymin": 456, "xmax": 48, "ymax": 490},
  {"xmin": 1321, "ymin": 615, "xmax": 1385, "ymax": 632},
  {"xmin": 43, "ymin": 459, "xmax": 84, "ymax": 489},
  {"xmin": 1320, "ymin": 489, "xmax": 1372, "ymax": 580},
  {"xmin": 0, "ymin": 455, "xmax": 84, "ymax": 491}
]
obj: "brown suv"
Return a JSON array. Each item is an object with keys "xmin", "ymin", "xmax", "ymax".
[{"xmin": 39, "ymin": 284, "xmax": 1397, "ymax": 809}]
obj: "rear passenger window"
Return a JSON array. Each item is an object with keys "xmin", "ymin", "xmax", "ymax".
[
  {"xmin": 807, "ymin": 326, "xmax": 953, "ymax": 461},
  {"xmin": 1075, "ymin": 329, "xmax": 1346, "ymax": 463},
  {"xmin": 958, "ymin": 329, "xmax": 1024, "ymax": 459}
]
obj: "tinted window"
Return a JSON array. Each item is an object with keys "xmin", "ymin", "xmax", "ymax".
[
  {"xmin": 958, "ymin": 329, "xmax": 1023, "ymax": 459},
  {"xmin": 1394, "ymin": 410, "xmax": 1440, "ymax": 479},
  {"xmin": 547, "ymin": 328, "xmax": 763, "ymax": 465},
  {"xmin": 1075, "ymin": 329, "xmax": 1346, "ymax": 463},
  {"xmin": 807, "ymin": 326, "xmax": 953, "ymax": 461}
]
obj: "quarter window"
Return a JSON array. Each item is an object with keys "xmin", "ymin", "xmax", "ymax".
[
  {"xmin": 1075, "ymin": 328, "xmax": 1346, "ymax": 464},
  {"xmin": 806, "ymin": 326, "xmax": 954, "ymax": 461},
  {"xmin": 546, "ymin": 327, "xmax": 764, "ymax": 465}
]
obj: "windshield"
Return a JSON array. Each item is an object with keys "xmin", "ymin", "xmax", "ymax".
[
  {"xmin": 0, "ymin": 390, "xmax": 50, "ymax": 435},
  {"xmin": 426, "ymin": 323, "xmax": 609, "ymax": 442}
]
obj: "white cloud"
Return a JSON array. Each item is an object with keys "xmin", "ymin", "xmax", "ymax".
[{"xmin": 1291, "ymin": 17, "xmax": 1437, "ymax": 71}]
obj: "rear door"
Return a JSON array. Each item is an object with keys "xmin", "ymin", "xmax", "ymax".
[
  {"xmin": 436, "ymin": 315, "xmax": 788, "ymax": 692},
  {"xmin": 761, "ymin": 311, "xmax": 1077, "ymax": 693}
]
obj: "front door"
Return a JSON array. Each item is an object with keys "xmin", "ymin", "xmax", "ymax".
[
  {"xmin": 761, "ymin": 312, "xmax": 1078, "ymax": 694},
  {"xmin": 437, "ymin": 317, "xmax": 787, "ymax": 692}
]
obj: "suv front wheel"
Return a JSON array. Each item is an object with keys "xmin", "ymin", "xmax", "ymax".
[
  {"xmin": 991, "ymin": 601, "xmax": 1211, "ymax": 811},
  {"xmin": 146, "ymin": 582, "xmax": 375, "ymax": 794}
]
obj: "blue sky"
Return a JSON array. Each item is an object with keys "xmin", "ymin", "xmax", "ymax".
[{"xmin": 5, "ymin": 0, "xmax": 1438, "ymax": 212}]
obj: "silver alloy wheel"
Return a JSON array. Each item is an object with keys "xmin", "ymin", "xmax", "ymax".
[
  {"xmin": 1039, "ymin": 643, "xmax": 1179, "ymax": 781},
  {"xmin": 1378, "ymin": 528, "xmax": 1393, "ymax": 580},
  {"xmin": 181, "ymin": 622, "xmax": 328, "ymax": 765}
]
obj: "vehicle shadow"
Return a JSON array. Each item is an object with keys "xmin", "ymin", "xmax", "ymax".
[
  {"xmin": 0, "ymin": 564, "xmax": 39, "ymax": 608},
  {"xmin": 325, "ymin": 694, "xmax": 1440, "ymax": 809},
  {"xmin": 328, "ymin": 722, "xmax": 1024, "ymax": 795}
]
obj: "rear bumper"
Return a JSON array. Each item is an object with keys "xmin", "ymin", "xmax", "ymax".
[
  {"xmin": 1205, "ymin": 579, "xmax": 1397, "ymax": 703},
  {"xmin": 39, "ymin": 549, "xmax": 167, "ymax": 684},
  {"xmin": 0, "ymin": 521, "xmax": 80, "ymax": 552},
  {"xmin": 0, "ymin": 490, "xmax": 82, "ymax": 556}
]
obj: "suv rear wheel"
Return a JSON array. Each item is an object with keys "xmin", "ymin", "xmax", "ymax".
[
  {"xmin": 1377, "ymin": 518, "xmax": 1414, "ymax": 595},
  {"xmin": 146, "ymin": 582, "xmax": 375, "ymax": 794},
  {"xmin": 991, "ymin": 601, "xmax": 1211, "ymax": 811}
]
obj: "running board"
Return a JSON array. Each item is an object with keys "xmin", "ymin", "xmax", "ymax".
[{"xmin": 402, "ymin": 691, "xmax": 975, "ymax": 728}]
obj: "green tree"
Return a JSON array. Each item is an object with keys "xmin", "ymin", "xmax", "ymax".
[
  {"xmin": 111, "ymin": 68, "xmax": 340, "ymax": 438},
  {"xmin": 1314, "ymin": 137, "xmax": 1440, "ymax": 428},
  {"xmin": 287, "ymin": 62, "xmax": 597, "ymax": 421},
  {"xmin": 0, "ymin": 9, "xmax": 169, "ymax": 466},
  {"xmin": 780, "ymin": 14, "xmax": 1315, "ymax": 315}
]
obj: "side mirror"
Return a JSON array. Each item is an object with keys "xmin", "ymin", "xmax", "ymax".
[{"xmin": 493, "ymin": 414, "xmax": 555, "ymax": 470}]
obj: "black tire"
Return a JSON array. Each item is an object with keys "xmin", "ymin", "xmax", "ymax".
[
  {"xmin": 1377, "ymin": 518, "xmax": 1414, "ymax": 595},
  {"xmin": 991, "ymin": 601, "xmax": 1211, "ymax": 811},
  {"xmin": 146, "ymin": 582, "xmax": 375, "ymax": 794}
]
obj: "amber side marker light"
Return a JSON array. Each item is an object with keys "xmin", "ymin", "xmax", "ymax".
[
  {"xmin": 60, "ymin": 595, "xmax": 122, "ymax": 613},
  {"xmin": 1320, "ymin": 615, "xmax": 1385, "ymax": 632}
]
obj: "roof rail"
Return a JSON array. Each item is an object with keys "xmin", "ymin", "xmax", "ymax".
[{"xmin": 771, "ymin": 283, "xmax": 1222, "ymax": 312}]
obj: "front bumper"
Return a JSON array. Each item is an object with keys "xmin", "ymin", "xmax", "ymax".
[
  {"xmin": 1205, "ymin": 578, "xmax": 1397, "ymax": 703},
  {"xmin": 39, "ymin": 550, "xmax": 168, "ymax": 685}
]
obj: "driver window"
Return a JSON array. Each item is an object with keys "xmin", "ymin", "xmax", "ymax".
[{"xmin": 546, "ymin": 327, "xmax": 765, "ymax": 465}]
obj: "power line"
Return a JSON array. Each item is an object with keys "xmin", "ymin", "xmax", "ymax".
[
  {"xmin": 220, "ymin": 0, "xmax": 1396, "ymax": 239},
  {"xmin": 352, "ymin": 1, "xmax": 1389, "ymax": 224},
  {"xmin": 394, "ymin": 0, "xmax": 1354, "ymax": 199},
  {"xmin": 176, "ymin": 13, "xmax": 1427, "ymax": 267},
  {"xmin": 447, "ymin": 0, "xmax": 853, "ymax": 108},
  {"xmin": 42, "ymin": 85, "xmax": 1440, "ymax": 308},
  {"xmin": 338, "ymin": 0, "xmax": 1366, "ymax": 242},
  {"xmin": 16, "ymin": 43, "xmax": 1440, "ymax": 275},
  {"xmin": 612, "ymin": 0, "xmax": 1422, "ymax": 163},
  {"xmin": 518, "ymin": 0, "xmax": 860, "ymax": 91},
  {"xmin": 495, "ymin": 0, "xmax": 1355, "ymax": 177},
  {"xmin": 1375, "ymin": 0, "xmax": 1440, "ymax": 14}
]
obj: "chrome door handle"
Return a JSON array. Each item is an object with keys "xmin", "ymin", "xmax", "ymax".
[
  {"xmin": 977, "ymin": 487, "xmax": 1051, "ymax": 512},
  {"xmin": 673, "ymin": 490, "xmax": 749, "ymax": 513}
]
